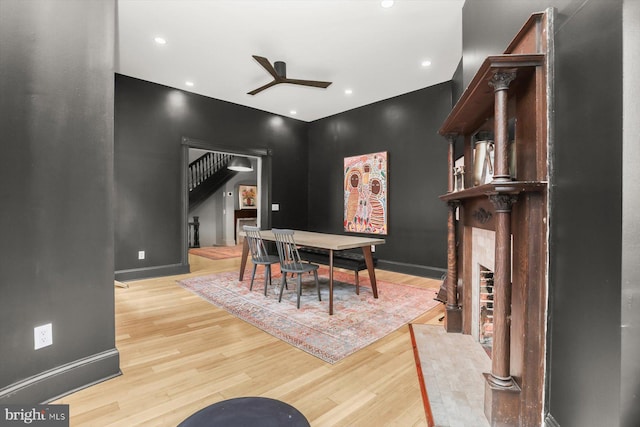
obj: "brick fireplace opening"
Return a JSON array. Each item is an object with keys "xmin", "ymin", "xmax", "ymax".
[
  {"xmin": 470, "ymin": 227, "xmax": 496, "ymax": 351},
  {"xmin": 479, "ymin": 267, "xmax": 494, "ymax": 356}
]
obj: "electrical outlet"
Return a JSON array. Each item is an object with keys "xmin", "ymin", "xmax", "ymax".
[
  {"xmin": 372, "ymin": 245, "xmax": 376, "ymax": 252},
  {"xmin": 34, "ymin": 323, "xmax": 53, "ymax": 350},
  {"xmin": 138, "ymin": 250, "xmax": 145, "ymax": 260}
]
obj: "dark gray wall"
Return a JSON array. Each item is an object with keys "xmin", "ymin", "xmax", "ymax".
[
  {"xmin": 549, "ymin": 2, "xmax": 624, "ymax": 424},
  {"xmin": 463, "ymin": 1, "xmax": 628, "ymax": 425},
  {"xmin": 550, "ymin": 1, "xmax": 623, "ymax": 424},
  {"xmin": 451, "ymin": 59, "xmax": 465, "ymax": 156},
  {"xmin": 307, "ymin": 83, "xmax": 452, "ymax": 277},
  {"xmin": 0, "ymin": 0, "xmax": 119, "ymax": 403},
  {"xmin": 461, "ymin": 0, "xmax": 578, "ymax": 89},
  {"xmin": 621, "ymin": 1, "xmax": 640, "ymax": 425},
  {"xmin": 114, "ymin": 75, "xmax": 309, "ymax": 279}
]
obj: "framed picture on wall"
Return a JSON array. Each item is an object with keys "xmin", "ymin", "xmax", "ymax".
[
  {"xmin": 344, "ymin": 151, "xmax": 388, "ymax": 235},
  {"xmin": 238, "ymin": 185, "xmax": 257, "ymax": 209}
]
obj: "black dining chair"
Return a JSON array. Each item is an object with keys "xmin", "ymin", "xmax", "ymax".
[
  {"xmin": 243, "ymin": 225, "xmax": 280, "ymax": 296},
  {"xmin": 272, "ymin": 229, "xmax": 321, "ymax": 309}
]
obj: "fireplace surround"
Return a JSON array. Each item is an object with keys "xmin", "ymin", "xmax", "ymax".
[{"xmin": 436, "ymin": 10, "xmax": 551, "ymax": 426}]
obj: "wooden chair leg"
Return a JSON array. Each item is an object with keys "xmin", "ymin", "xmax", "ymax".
[
  {"xmin": 278, "ymin": 273, "xmax": 287, "ymax": 302},
  {"xmin": 296, "ymin": 274, "xmax": 302, "ymax": 309},
  {"xmin": 314, "ymin": 270, "xmax": 321, "ymax": 301},
  {"xmin": 264, "ymin": 265, "xmax": 271, "ymax": 296},
  {"xmin": 249, "ymin": 264, "xmax": 257, "ymax": 290},
  {"xmin": 355, "ymin": 270, "xmax": 360, "ymax": 295}
]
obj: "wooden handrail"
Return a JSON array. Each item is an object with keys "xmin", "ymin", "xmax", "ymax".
[{"xmin": 188, "ymin": 153, "xmax": 233, "ymax": 191}]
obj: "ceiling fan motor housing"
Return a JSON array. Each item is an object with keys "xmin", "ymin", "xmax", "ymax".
[{"xmin": 274, "ymin": 61, "xmax": 286, "ymax": 78}]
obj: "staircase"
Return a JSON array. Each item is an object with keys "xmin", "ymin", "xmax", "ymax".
[{"xmin": 189, "ymin": 152, "xmax": 238, "ymax": 210}]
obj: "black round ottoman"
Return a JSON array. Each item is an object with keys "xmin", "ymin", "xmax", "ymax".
[{"xmin": 177, "ymin": 397, "xmax": 310, "ymax": 427}]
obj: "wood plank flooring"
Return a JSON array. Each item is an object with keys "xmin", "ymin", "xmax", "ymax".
[{"xmin": 55, "ymin": 254, "xmax": 444, "ymax": 426}]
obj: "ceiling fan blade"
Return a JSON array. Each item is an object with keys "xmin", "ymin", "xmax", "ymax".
[
  {"xmin": 249, "ymin": 55, "xmax": 331, "ymax": 94},
  {"xmin": 283, "ymin": 78, "xmax": 332, "ymax": 89},
  {"xmin": 252, "ymin": 55, "xmax": 279, "ymax": 80},
  {"xmin": 247, "ymin": 80, "xmax": 280, "ymax": 95}
]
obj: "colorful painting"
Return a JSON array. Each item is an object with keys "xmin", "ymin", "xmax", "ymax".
[
  {"xmin": 239, "ymin": 185, "xmax": 257, "ymax": 209},
  {"xmin": 344, "ymin": 152, "xmax": 388, "ymax": 235}
]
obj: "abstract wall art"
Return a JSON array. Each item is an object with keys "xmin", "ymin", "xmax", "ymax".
[{"xmin": 344, "ymin": 151, "xmax": 388, "ymax": 235}]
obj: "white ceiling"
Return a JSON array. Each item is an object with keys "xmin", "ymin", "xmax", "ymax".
[{"xmin": 116, "ymin": 0, "xmax": 464, "ymax": 122}]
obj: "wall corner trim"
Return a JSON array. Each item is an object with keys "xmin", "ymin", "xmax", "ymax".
[
  {"xmin": 545, "ymin": 413, "xmax": 560, "ymax": 427},
  {"xmin": 376, "ymin": 260, "xmax": 446, "ymax": 279},
  {"xmin": 0, "ymin": 348, "xmax": 120, "ymax": 404},
  {"xmin": 115, "ymin": 263, "xmax": 190, "ymax": 282}
]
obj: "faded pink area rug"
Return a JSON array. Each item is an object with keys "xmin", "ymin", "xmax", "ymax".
[{"xmin": 178, "ymin": 268, "xmax": 438, "ymax": 363}]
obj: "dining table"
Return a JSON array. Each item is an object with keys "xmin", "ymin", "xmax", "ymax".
[{"xmin": 239, "ymin": 230, "xmax": 385, "ymax": 315}]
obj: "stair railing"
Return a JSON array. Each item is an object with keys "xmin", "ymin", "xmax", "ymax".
[
  {"xmin": 188, "ymin": 152, "xmax": 234, "ymax": 191},
  {"xmin": 188, "ymin": 216, "xmax": 200, "ymax": 248}
]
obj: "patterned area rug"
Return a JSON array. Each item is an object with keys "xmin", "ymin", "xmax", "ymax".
[
  {"xmin": 178, "ymin": 268, "xmax": 438, "ymax": 363},
  {"xmin": 189, "ymin": 245, "xmax": 244, "ymax": 260}
]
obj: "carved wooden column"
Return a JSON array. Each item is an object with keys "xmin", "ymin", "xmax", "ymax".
[
  {"xmin": 490, "ymin": 71, "xmax": 516, "ymax": 182},
  {"xmin": 487, "ymin": 71, "xmax": 517, "ymax": 386},
  {"xmin": 445, "ymin": 134, "xmax": 462, "ymax": 332},
  {"xmin": 484, "ymin": 71, "xmax": 521, "ymax": 425},
  {"xmin": 446, "ymin": 201, "xmax": 462, "ymax": 332},
  {"xmin": 487, "ymin": 194, "xmax": 517, "ymax": 387},
  {"xmin": 484, "ymin": 193, "xmax": 520, "ymax": 425}
]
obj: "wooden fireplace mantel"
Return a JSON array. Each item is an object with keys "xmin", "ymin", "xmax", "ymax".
[
  {"xmin": 439, "ymin": 54, "xmax": 544, "ymax": 137},
  {"xmin": 439, "ymin": 181, "xmax": 547, "ymax": 202},
  {"xmin": 435, "ymin": 10, "xmax": 551, "ymax": 427}
]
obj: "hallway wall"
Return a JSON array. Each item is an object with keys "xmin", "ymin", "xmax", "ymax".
[{"xmin": 0, "ymin": 0, "xmax": 119, "ymax": 403}]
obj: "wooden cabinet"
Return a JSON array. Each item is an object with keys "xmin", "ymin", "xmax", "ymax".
[{"xmin": 437, "ymin": 11, "xmax": 551, "ymax": 427}]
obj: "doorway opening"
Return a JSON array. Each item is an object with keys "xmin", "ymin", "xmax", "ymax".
[
  {"xmin": 188, "ymin": 148, "xmax": 260, "ymax": 247},
  {"xmin": 181, "ymin": 137, "xmax": 271, "ymax": 271}
]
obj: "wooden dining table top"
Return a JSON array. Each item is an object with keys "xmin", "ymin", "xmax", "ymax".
[{"xmin": 257, "ymin": 230, "xmax": 385, "ymax": 251}]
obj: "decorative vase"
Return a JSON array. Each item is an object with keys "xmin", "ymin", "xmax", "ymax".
[{"xmin": 473, "ymin": 132, "xmax": 494, "ymax": 186}]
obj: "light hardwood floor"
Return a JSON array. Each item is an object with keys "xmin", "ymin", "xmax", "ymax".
[{"xmin": 56, "ymin": 254, "xmax": 445, "ymax": 426}]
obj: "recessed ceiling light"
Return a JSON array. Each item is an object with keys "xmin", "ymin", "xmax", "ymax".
[
  {"xmin": 290, "ymin": 110, "xmax": 297, "ymax": 116},
  {"xmin": 381, "ymin": 0, "xmax": 394, "ymax": 8},
  {"xmin": 421, "ymin": 60, "xmax": 432, "ymax": 67},
  {"xmin": 185, "ymin": 81, "xmax": 194, "ymax": 87},
  {"xmin": 154, "ymin": 37, "xmax": 167, "ymax": 45},
  {"xmin": 345, "ymin": 89, "xmax": 353, "ymax": 95}
]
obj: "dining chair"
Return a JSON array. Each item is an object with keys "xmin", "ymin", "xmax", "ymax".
[
  {"xmin": 243, "ymin": 226, "xmax": 280, "ymax": 296},
  {"xmin": 272, "ymin": 228, "xmax": 321, "ymax": 309}
]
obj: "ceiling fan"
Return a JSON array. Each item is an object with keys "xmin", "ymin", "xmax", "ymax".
[{"xmin": 247, "ymin": 55, "xmax": 332, "ymax": 95}]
